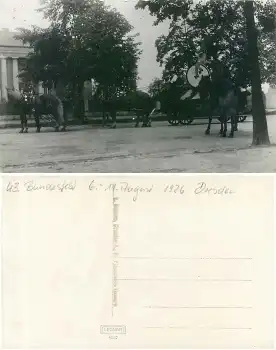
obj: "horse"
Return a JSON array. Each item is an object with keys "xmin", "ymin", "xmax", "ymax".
[
  {"xmin": 125, "ymin": 90, "xmax": 155, "ymax": 127},
  {"xmin": 191, "ymin": 35, "xmax": 244, "ymax": 137},
  {"xmin": 32, "ymin": 93, "xmax": 66, "ymax": 132},
  {"xmin": 7, "ymin": 88, "xmax": 66, "ymax": 133},
  {"xmin": 133, "ymin": 108, "xmax": 153, "ymax": 127},
  {"xmin": 189, "ymin": 64, "xmax": 239, "ymax": 137},
  {"xmin": 200, "ymin": 74, "xmax": 238, "ymax": 137},
  {"xmin": 101, "ymin": 90, "xmax": 154, "ymax": 128},
  {"xmin": 107, "ymin": 90, "xmax": 154, "ymax": 128},
  {"xmin": 101, "ymin": 99, "xmax": 117, "ymax": 128}
]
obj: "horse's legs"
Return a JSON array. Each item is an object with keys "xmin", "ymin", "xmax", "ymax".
[
  {"xmin": 142, "ymin": 112, "xmax": 149, "ymax": 127},
  {"xmin": 51, "ymin": 111, "xmax": 60, "ymax": 132},
  {"xmin": 19, "ymin": 112, "xmax": 24, "ymax": 133},
  {"xmin": 204, "ymin": 103, "xmax": 212, "ymax": 135},
  {"xmin": 147, "ymin": 110, "xmax": 152, "ymax": 127},
  {"xmin": 229, "ymin": 114, "xmax": 236, "ymax": 138},
  {"xmin": 34, "ymin": 111, "xmax": 41, "ymax": 132},
  {"xmin": 59, "ymin": 122, "xmax": 66, "ymax": 132},
  {"xmin": 104, "ymin": 112, "xmax": 108, "ymax": 127},
  {"xmin": 205, "ymin": 116, "xmax": 212, "ymax": 135},
  {"xmin": 219, "ymin": 120, "xmax": 224, "ymax": 135},
  {"xmin": 222, "ymin": 114, "xmax": 227, "ymax": 137},
  {"xmin": 135, "ymin": 112, "xmax": 140, "ymax": 127},
  {"xmin": 234, "ymin": 114, "xmax": 238, "ymax": 131},
  {"xmin": 53, "ymin": 117, "xmax": 59, "ymax": 131},
  {"xmin": 25, "ymin": 115, "xmax": 29, "ymax": 133},
  {"xmin": 59, "ymin": 118, "xmax": 66, "ymax": 132},
  {"xmin": 148, "ymin": 113, "xmax": 152, "ymax": 127},
  {"xmin": 19, "ymin": 112, "xmax": 28, "ymax": 133}
]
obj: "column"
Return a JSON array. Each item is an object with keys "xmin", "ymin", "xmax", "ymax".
[
  {"xmin": 12, "ymin": 57, "xmax": 19, "ymax": 91},
  {"xmin": 0, "ymin": 56, "xmax": 8, "ymax": 101}
]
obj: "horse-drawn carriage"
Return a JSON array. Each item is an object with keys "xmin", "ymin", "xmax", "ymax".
[
  {"xmin": 166, "ymin": 64, "xmax": 248, "ymax": 127},
  {"xmin": 167, "ymin": 96, "xmax": 248, "ymax": 126}
]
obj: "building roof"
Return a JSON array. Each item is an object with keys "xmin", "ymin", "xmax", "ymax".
[{"xmin": 0, "ymin": 28, "xmax": 28, "ymax": 47}]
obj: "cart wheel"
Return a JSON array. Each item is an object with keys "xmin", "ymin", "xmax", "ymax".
[
  {"xmin": 238, "ymin": 115, "xmax": 247, "ymax": 122},
  {"xmin": 180, "ymin": 117, "xmax": 194, "ymax": 126},
  {"xmin": 168, "ymin": 119, "xmax": 180, "ymax": 126}
]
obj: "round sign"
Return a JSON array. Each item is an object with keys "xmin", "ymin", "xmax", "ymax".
[{"xmin": 186, "ymin": 64, "xmax": 209, "ymax": 87}]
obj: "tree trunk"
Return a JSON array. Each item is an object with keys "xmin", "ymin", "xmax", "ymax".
[{"xmin": 244, "ymin": 0, "xmax": 270, "ymax": 145}]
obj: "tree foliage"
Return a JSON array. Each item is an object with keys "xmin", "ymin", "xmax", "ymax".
[
  {"xmin": 136, "ymin": 0, "xmax": 276, "ymax": 87},
  {"xmin": 16, "ymin": 0, "xmax": 141, "ymax": 101},
  {"xmin": 148, "ymin": 77, "xmax": 165, "ymax": 98},
  {"xmin": 15, "ymin": 25, "xmax": 70, "ymax": 88}
]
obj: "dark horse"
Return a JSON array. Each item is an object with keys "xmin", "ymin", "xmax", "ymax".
[
  {"xmin": 7, "ymin": 88, "xmax": 66, "ymax": 133},
  {"xmin": 99, "ymin": 89, "xmax": 154, "ymax": 128},
  {"xmin": 202, "ymin": 75, "xmax": 238, "ymax": 138},
  {"xmin": 32, "ymin": 94, "xmax": 66, "ymax": 132},
  {"xmin": 124, "ymin": 90, "xmax": 154, "ymax": 127},
  {"xmin": 190, "ymin": 65, "xmax": 239, "ymax": 138}
]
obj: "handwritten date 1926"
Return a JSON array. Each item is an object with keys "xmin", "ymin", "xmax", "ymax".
[{"xmin": 164, "ymin": 184, "xmax": 185, "ymax": 194}]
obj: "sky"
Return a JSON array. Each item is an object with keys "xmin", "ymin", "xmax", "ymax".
[{"xmin": 0, "ymin": 0, "xmax": 169, "ymax": 89}]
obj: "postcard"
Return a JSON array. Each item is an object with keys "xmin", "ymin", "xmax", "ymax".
[{"xmin": 1, "ymin": 175, "xmax": 274, "ymax": 348}]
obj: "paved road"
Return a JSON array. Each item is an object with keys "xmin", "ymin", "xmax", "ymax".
[{"xmin": 1, "ymin": 116, "xmax": 276, "ymax": 172}]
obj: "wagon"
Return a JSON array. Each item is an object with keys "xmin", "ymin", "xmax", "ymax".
[
  {"xmin": 167, "ymin": 64, "xmax": 248, "ymax": 126},
  {"xmin": 167, "ymin": 95, "xmax": 248, "ymax": 126}
]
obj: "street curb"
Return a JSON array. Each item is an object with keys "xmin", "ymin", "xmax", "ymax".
[
  {"xmin": 0, "ymin": 112, "xmax": 275, "ymax": 130},
  {"xmin": 0, "ymin": 116, "xmax": 167, "ymax": 129}
]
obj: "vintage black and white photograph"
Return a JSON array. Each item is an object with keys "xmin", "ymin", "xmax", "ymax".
[{"xmin": 0, "ymin": 0, "xmax": 275, "ymax": 172}]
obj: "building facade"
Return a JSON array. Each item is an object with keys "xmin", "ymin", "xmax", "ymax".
[
  {"xmin": 0, "ymin": 28, "xmax": 33, "ymax": 101},
  {"xmin": 265, "ymin": 86, "xmax": 276, "ymax": 109}
]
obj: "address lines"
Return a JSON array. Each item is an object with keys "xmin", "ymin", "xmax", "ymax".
[
  {"xmin": 117, "ymin": 256, "xmax": 253, "ymax": 282},
  {"xmin": 118, "ymin": 255, "xmax": 253, "ymax": 329}
]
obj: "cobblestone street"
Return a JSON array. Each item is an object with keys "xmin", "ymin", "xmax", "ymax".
[{"xmin": 1, "ymin": 116, "xmax": 276, "ymax": 173}]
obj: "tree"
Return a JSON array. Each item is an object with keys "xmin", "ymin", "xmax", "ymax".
[
  {"xmin": 40, "ymin": 0, "xmax": 141, "ymax": 94},
  {"xmin": 136, "ymin": 0, "xmax": 276, "ymax": 87},
  {"xmin": 15, "ymin": 25, "xmax": 70, "ymax": 89},
  {"xmin": 136, "ymin": 0, "xmax": 275, "ymax": 144},
  {"xmin": 244, "ymin": 0, "xmax": 270, "ymax": 145},
  {"xmin": 122, "ymin": 89, "xmax": 153, "ymax": 112},
  {"xmin": 16, "ymin": 0, "xmax": 141, "ymax": 119},
  {"xmin": 148, "ymin": 78, "xmax": 165, "ymax": 99}
]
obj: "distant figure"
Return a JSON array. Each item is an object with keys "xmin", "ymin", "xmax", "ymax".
[{"xmin": 6, "ymin": 87, "xmax": 33, "ymax": 133}]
